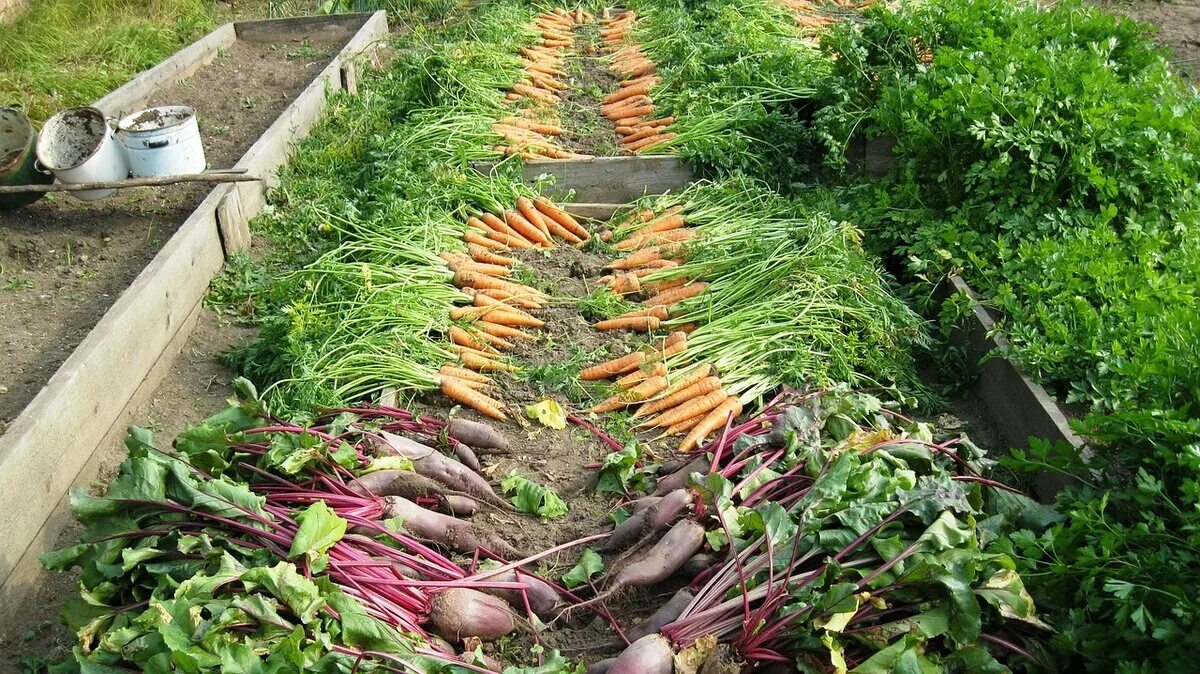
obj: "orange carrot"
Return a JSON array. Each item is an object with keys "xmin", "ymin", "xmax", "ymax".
[
  {"xmin": 447, "ymin": 259, "xmax": 512, "ymax": 278},
  {"xmin": 609, "ymin": 305, "xmax": 669, "ymax": 322},
  {"xmin": 644, "ymin": 389, "xmax": 729, "ymax": 428},
  {"xmin": 614, "ymin": 227, "xmax": 696, "ymax": 251},
  {"xmin": 644, "ymin": 281, "xmax": 709, "ymax": 307},
  {"xmin": 485, "ymin": 229, "xmax": 536, "ymax": 250},
  {"xmin": 472, "ymin": 287, "xmax": 542, "ymax": 310},
  {"xmin": 456, "ymin": 349, "xmax": 517, "ymax": 373},
  {"xmin": 505, "ymin": 209, "xmax": 552, "ymax": 246},
  {"xmin": 517, "ymin": 197, "xmax": 552, "ymax": 239},
  {"xmin": 499, "ymin": 117, "xmax": 563, "ymax": 136},
  {"xmin": 441, "ymin": 377, "xmax": 507, "ymax": 420},
  {"xmin": 615, "ymin": 360, "xmax": 667, "ymax": 389},
  {"xmin": 644, "ymin": 277, "xmax": 693, "ymax": 296},
  {"xmin": 606, "ymin": 272, "xmax": 641, "ymax": 295},
  {"xmin": 621, "ymin": 125, "xmax": 670, "ymax": 145},
  {"xmin": 603, "ymin": 82, "xmax": 652, "ymax": 105},
  {"xmin": 471, "ymin": 292, "xmax": 543, "ymax": 324},
  {"xmin": 480, "ymin": 212, "xmax": 521, "ymax": 240},
  {"xmin": 468, "ymin": 244, "xmax": 516, "ymax": 266},
  {"xmin": 467, "ymin": 215, "xmax": 497, "ymax": 234},
  {"xmin": 659, "ymin": 412, "xmax": 705, "ymax": 438},
  {"xmin": 580, "ymin": 351, "xmax": 649, "ymax": 380},
  {"xmin": 606, "ymin": 246, "xmax": 664, "ymax": 270},
  {"xmin": 440, "ymin": 364, "xmax": 490, "ymax": 384},
  {"xmin": 634, "ymin": 376, "xmax": 722, "ymax": 420},
  {"xmin": 440, "ymin": 374, "xmax": 489, "ymax": 391},
  {"xmin": 463, "ymin": 230, "xmax": 511, "ymax": 252},
  {"xmin": 660, "ymin": 363, "xmax": 713, "ymax": 395},
  {"xmin": 657, "ymin": 331, "xmax": 689, "ymax": 355},
  {"xmin": 450, "ymin": 326, "xmax": 499, "ymax": 355},
  {"xmin": 476, "ymin": 320, "xmax": 536, "ymax": 341},
  {"xmin": 630, "ymin": 132, "xmax": 676, "ymax": 153},
  {"xmin": 453, "ymin": 270, "xmax": 546, "ymax": 300},
  {"xmin": 595, "ymin": 314, "xmax": 660, "ymax": 332},
  {"xmin": 534, "ymin": 197, "xmax": 590, "ymax": 240},
  {"xmin": 633, "ymin": 116, "xmax": 674, "ymax": 129},
  {"xmin": 591, "ymin": 375, "xmax": 669, "ymax": 413},
  {"xmin": 680, "ymin": 397, "xmax": 744, "ymax": 452},
  {"xmin": 469, "ymin": 327, "xmax": 516, "ymax": 351},
  {"xmin": 453, "ymin": 305, "xmax": 542, "ymax": 328}
]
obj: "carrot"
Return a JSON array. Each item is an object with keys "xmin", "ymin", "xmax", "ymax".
[
  {"xmin": 534, "ymin": 197, "xmax": 590, "ymax": 240},
  {"xmin": 615, "ymin": 360, "xmax": 667, "ymax": 389},
  {"xmin": 469, "ymin": 327, "xmax": 516, "ymax": 351},
  {"xmin": 632, "ymin": 116, "xmax": 674, "ymax": 129},
  {"xmin": 517, "ymin": 197, "xmax": 552, "ymax": 239},
  {"xmin": 606, "ymin": 246, "xmax": 664, "ymax": 270},
  {"xmin": 660, "ymin": 363, "xmax": 713, "ymax": 395},
  {"xmin": 439, "ymin": 374, "xmax": 488, "ymax": 391},
  {"xmin": 505, "ymin": 209, "xmax": 552, "ymax": 246},
  {"xmin": 657, "ymin": 331, "xmax": 689, "ymax": 356},
  {"xmin": 468, "ymin": 244, "xmax": 516, "ymax": 266},
  {"xmin": 476, "ymin": 320, "xmax": 536, "ymax": 341},
  {"xmin": 441, "ymin": 377, "xmax": 507, "ymax": 420},
  {"xmin": 644, "ymin": 281, "xmax": 709, "ymax": 307},
  {"xmin": 450, "ymin": 326, "xmax": 499, "ymax": 354},
  {"xmin": 463, "ymin": 230, "xmax": 511, "ymax": 252},
  {"xmin": 448, "ymin": 260, "xmax": 512, "ymax": 278},
  {"xmin": 621, "ymin": 126, "xmax": 669, "ymax": 145},
  {"xmin": 440, "ymin": 364, "xmax": 490, "ymax": 384},
  {"xmin": 453, "ymin": 305, "xmax": 542, "ymax": 329},
  {"xmin": 628, "ymin": 208, "xmax": 685, "ymax": 235},
  {"xmin": 607, "ymin": 272, "xmax": 641, "ymax": 295},
  {"xmin": 457, "ymin": 349, "xmax": 517, "ymax": 373},
  {"xmin": 634, "ymin": 376, "xmax": 722, "ymax": 420},
  {"xmin": 466, "ymin": 216, "xmax": 497, "ymax": 235},
  {"xmin": 644, "ymin": 389, "xmax": 729, "ymax": 429},
  {"xmin": 680, "ymin": 397, "xmax": 744, "ymax": 452},
  {"xmin": 630, "ymin": 132, "xmax": 676, "ymax": 153},
  {"xmin": 614, "ymin": 227, "xmax": 695, "ymax": 251},
  {"xmin": 543, "ymin": 217, "xmax": 584, "ymax": 245},
  {"xmin": 595, "ymin": 314, "xmax": 660, "ymax": 332},
  {"xmin": 453, "ymin": 270, "xmax": 546, "ymax": 301},
  {"xmin": 580, "ymin": 351, "xmax": 649, "ymax": 381},
  {"xmin": 592, "ymin": 375, "xmax": 669, "ymax": 413},
  {"xmin": 609, "ymin": 305, "xmax": 669, "ymax": 322},
  {"xmin": 484, "ymin": 229, "xmax": 536, "ymax": 250},
  {"xmin": 660, "ymin": 412, "xmax": 705, "ymax": 438},
  {"xmin": 602, "ymin": 96, "xmax": 651, "ymax": 117},
  {"xmin": 643, "ymin": 277, "xmax": 694, "ymax": 296},
  {"xmin": 473, "ymin": 287, "xmax": 542, "ymax": 310},
  {"xmin": 603, "ymin": 82, "xmax": 652, "ymax": 105},
  {"xmin": 607, "ymin": 105, "xmax": 654, "ymax": 122},
  {"xmin": 471, "ymin": 292, "xmax": 543, "ymax": 324}
]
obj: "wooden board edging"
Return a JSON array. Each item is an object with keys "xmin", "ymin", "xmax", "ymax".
[
  {"xmin": 0, "ymin": 12, "xmax": 388, "ymax": 620},
  {"xmin": 938, "ymin": 275, "xmax": 1086, "ymax": 501}
]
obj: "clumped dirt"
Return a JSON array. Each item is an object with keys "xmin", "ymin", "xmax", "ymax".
[
  {"xmin": 558, "ymin": 22, "xmax": 622, "ymax": 156},
  {"xmin": 1091, "ymin": 0, "xmax": 1200, "ymax": 80},
  {"xmin": 0, "ymin": 37, "xmax": 340, "ymax": 431}
]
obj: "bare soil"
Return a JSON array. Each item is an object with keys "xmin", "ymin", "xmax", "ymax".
[
  {"xmin": 0, "ymin": 37, "xmax": 340, "ymax": 432},
  {"xmin": 1091, "ymin": 0, "xmax": 1200, "ymax": 80},
  {"xmin": 558, "ymin": 21, "xmax": 622, "ymax": 156}
]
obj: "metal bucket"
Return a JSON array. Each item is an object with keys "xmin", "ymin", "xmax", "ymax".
[
  {"xmin": 35, "ymin": 106, "xmax": 130, "ymax": 201},
  {"xmin": 117, "ymin": 105, "xmax": 206, "ymax": 178},
  {"xmin": 0, "ymin": 107, "xmax": 53, "ymax": 210}
]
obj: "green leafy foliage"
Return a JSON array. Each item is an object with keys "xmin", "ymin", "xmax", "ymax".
[
  {"xmin": 999, "ymin": 411, "xmax": 1200, "ymax": 671},
  {"xmin": 560, "ymin": 549, "xmax": 604, "ymax": 590},
  {"xmin": 501, "ymin": 472, "xmax": 568, "ymax": 521},
  {"xmin": 816, "ymin": 0, "xmax": 1200, "ymax": 417},
  {"xmin": 594, "ymin": 444, "xmax": 658, "ymax": 495}
]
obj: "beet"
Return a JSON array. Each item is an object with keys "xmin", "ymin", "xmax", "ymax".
[
  {"xmin": 379, "ymin": 431, "xmax": 510, "ymax": 509},
  {"xmin": 453, "ymin": 443, "xmax": 482, "ymax": 472},
  {"xmin": 382, "ymin": 496, "xmax": 519, "ymax": 558},
  {"xmin": 653, "ymin": 456, "xmax": 708, "ymax": 495},
  {"xmin": 586, "ymin": 657, "xmax": 616, "ymax": 674},
  {"xmin": 477, "ymin": 568, "xmax": 563, "ymax": 618},
  {"xmin": 626, "ymin": 587, "xmax": 695, "ymax": 642},
  {"xmin": 608, "ymin": 634, "xmax": 674, "ymax": 674},
  {"xmin": 447, "ymin": 418, "xmax": 510, "ymax": 453},
  {"xmin": 428, "ymin": 588, "xmax": 517, "ymax": 642}
]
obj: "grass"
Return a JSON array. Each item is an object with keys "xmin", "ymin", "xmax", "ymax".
[{"xmin": 0, "ymin": 0, "xmax": 219, "ymax": 123}]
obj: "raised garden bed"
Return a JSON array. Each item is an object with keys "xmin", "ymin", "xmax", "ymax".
[{"xmin": 0, "ymin": 10, "xmax": 388, "ymax": 621}]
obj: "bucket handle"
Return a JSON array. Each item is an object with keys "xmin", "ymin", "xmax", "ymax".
[
  {"xmin": 32, "ymin": 158, "xmax": 53, "ymax": 176},
  {"xmin": 147, "ymin": 140, "xmax": 170, "ymax": 149}
]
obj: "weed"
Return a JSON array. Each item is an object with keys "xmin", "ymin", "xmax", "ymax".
[{"xmin": 4, "ymin": 276, "xmax": 33, "ymax": 292}]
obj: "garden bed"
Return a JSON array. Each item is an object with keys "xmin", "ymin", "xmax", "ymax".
[{"xmin": 0, "ymin": 10, "xmax": 388, "ymax": 626}]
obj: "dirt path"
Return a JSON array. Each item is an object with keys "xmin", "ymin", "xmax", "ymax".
[
  {"xmin": 557, "ymin": 20, "xmax": 622, "ymax": 156},
  {"xmin": 1090, "ymin": 0, "xmax": 1199, "ymax": 80}
]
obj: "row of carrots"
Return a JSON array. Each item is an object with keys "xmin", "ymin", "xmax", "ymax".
[
  {"xmin": 592, "ymin": 207, "xmax": 705, "ymax": 332},
  {"xmin": 600, "ymin": 11, "xmax": 674, "ymax": 154},
  {"xmin": 495, "ymin": 8, "xmax": 593, "ymax": 160},
  {"xmin": 778, "ymin": 0, "xmax": 876, "ymax": 32},
  {"xmin": 579, "ymin": 335, "xmax": 739, "ymax": 452},
  {"xmin": 437, "ymin": 197, "xmax": 592, "ymax": 419}
]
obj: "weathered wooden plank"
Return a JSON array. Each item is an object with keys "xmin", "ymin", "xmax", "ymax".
[
  {"xmin": 940, "ymin": 275, "xmax": 1086, "ymax": 501},
  {"xmin": 474, "ymin": 156, "xmax": 694, "ymax": 203},
  {"xmin": 94, "ymin": 24, "xmax": 237, "ymax": 118}
]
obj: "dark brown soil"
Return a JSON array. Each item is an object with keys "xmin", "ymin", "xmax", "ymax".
[
  {"xmin": 0, "ymin": 37, "xmax": 340, "ymax": 432},
  {"xmin": 1091, "ymin": 0, "xmax": 1199, "ymax": 80},
  {"xmin": 558, "ymin": 21, "xmax": 622, "ymax": 156},
  {"xmin": 0, "ymin": 307, "xmax": 256, "ymax": 669}
]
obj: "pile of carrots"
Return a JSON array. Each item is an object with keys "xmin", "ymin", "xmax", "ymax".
[
  {"xmin": 599, "ymin": 10, "xmax": 674, "ymax": 154},
  {"xmin": 495, "ymin": 9, "xmax": 594, "ymax": 160},
  {"xmin": 579, "ymin": 334, "xmax": 739, "ymax": 452},
  {"xmin": 778, "ymin": 0, "xmax": 876, "ymax": 33},
  {"xmin": 593, "ymin": 206, "xmax": 704, "ymax": 332},
  {"xmin": 437, "ymin": 197, "xmax": 592, "ymax": 419}
]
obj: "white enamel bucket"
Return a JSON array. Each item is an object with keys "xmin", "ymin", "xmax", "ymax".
[
  {"xmin": 117, "ymin": 105, "xmax": 206, "ymax": 178},
  {"xmin": 35, "ymin": 106, "xmax": 130, "ymax": 201}
]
